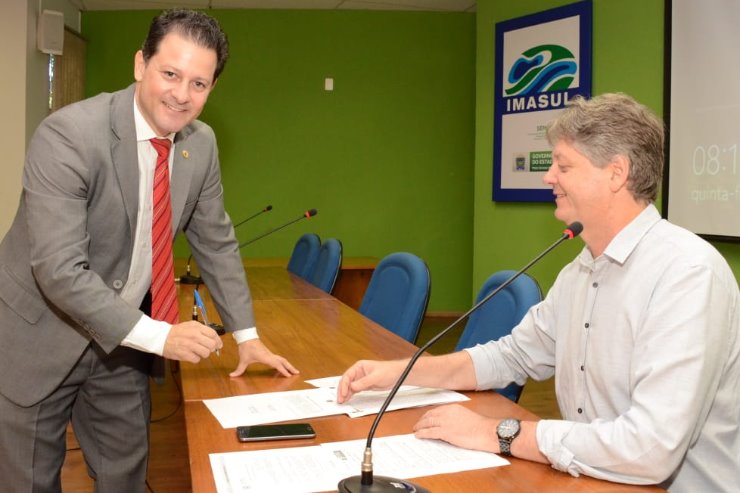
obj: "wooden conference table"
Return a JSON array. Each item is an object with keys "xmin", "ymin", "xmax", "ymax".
[
  {"xmin": 175, "ymin": 256, "xmax": 377, "ymax": 310},
  {"xmin": 177, "ymin": 268, "xmax": 665, "ymax": 493}
]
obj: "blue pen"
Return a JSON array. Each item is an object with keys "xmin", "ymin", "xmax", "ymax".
[{"xmin": 193, "ymin": 289, "xmax": 220, "ymax": 356}]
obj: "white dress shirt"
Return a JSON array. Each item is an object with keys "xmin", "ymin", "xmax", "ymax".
[
  {"xmin": 121, "ymin": 100, "xmax": 256, "ymax": 355},
  {"xmin": 466, "ymin": 204, "xmax": 740, "ymax": 492}
]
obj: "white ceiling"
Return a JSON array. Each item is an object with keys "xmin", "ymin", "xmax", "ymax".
[{"xmin": 70, "ymin": 0, "xmax": 476, "ymax": 13}]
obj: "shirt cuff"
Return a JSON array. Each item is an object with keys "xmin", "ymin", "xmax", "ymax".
[
  {"xmin": 536, "ymin": 419, "xmax": 579, "ymax": 475},
  {"xmin": 120, "ymin": 314, "xmax": 171, "ymax": 355},
  {"xmin": 232, "ymin": 327, "xmax": 259, "ymax": 344}
]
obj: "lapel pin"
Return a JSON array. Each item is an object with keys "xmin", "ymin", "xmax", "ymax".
[{"xmin": 182, "ymin": 150, "xmax": 190, "ymax": 159}]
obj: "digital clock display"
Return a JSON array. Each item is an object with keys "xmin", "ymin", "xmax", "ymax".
[
  {"xmin": 668, "ymin": 1, "xmax": 740, "ymax": 238},
  {"xmin": 692, "ymin": 145, "xmax": 737, "ymax": 176}
]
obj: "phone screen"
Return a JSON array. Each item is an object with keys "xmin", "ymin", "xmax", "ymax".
[{"xmin": 236, "ymin": 423, "xmax": 316, "ymax": 442}]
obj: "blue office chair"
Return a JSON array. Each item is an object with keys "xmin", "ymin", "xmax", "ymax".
[
  {"xmin": 308, "ymin": 238, "xmax": 343, "ymax": 293},
  {"xmin": 455, "ymin": 270, "xmax": 542, "ymax": 402},
  {"xmin": 287, "ymin": 233, "xmax": 321, "ymax": 280},
  {"xmin": 359, "ymin": 252, "xmax": 431, "ymax": 344}
]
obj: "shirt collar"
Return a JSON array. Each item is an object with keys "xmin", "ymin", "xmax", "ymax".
[
  {"xmin": 133, "ymin": 99, "xmax": 175, "ymax": 143},
  {"xmin": 604, "ymin": 204, "xmax": 662, "ymax": 264},
  {"xmin": 576, "ymin": 204, "xmax": 662, "ymax": 267}
]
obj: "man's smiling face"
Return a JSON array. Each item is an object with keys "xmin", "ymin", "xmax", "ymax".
[{"xmin": 134, "ymin": 31, "xmax": 217, "ymax": 136}]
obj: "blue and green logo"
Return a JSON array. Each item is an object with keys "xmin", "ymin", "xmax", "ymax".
[{"xmin": 505, "ymin": 44, "xmax": 577, "ymax": 96}]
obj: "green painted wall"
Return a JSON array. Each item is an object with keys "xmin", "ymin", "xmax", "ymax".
[
  {"xmin": 81, "ymin": 10, "xmax": 476, "ymax": 312},
  {"xmin": 473, "ymin": 0, "xmax": 662, "ymax": 294},
  {"xmin": 473, "ymin": 0, "xmax": 740, "ymax": 297},
  {"xmin": 81, "ymin": 1, "xmax": 740, "ymax": 314}
]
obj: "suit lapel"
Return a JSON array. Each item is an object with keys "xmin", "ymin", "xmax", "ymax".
[
  {"xmin": 109, "ymin": 85, "xmax": 139, "ymax": 241},
  {"xmin": 171, "ymin": 128, "xmax": 195, "ymax": 235}
]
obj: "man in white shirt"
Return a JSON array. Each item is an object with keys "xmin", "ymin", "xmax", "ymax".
[{"xmin": 337, "ymin": 93, "xmax": 739, "ymax": 492}]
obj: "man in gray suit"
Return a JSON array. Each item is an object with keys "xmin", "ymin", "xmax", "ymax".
[{"xmin": 0, "ymin": 9, "xmax": 298, "ymax": 492}]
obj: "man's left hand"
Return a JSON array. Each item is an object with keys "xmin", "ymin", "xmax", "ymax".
[
  {"xmin": 230, "ymin": 339, "xmax": 299, "ymax": 378},
  {"xmin": 413, "ymin": 403, "xmax": 498, "ymax": 453}
]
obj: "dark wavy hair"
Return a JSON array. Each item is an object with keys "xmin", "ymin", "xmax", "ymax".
[{"xmin": 141, "ymin": 9, "xmax": 229, "ymax": 81}]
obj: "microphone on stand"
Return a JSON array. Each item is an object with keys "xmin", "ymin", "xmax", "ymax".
[
  {"xmin": 179, "ymin": 204, "xmax": 273, "ymax": 284},
  {"xmin": 179, "ymin": 255, "xmax": 203, "ymax": 285},
  {"xmin": 238, "ymin": 209, "xmax": 318, "ymax": 248},
  {"xmin": 337, "ymin": 222, "xmax": 584, "ymax": 493},
  {"xmin": 233, "ymin": 204, "xmax": 273, "ymax": 229}
]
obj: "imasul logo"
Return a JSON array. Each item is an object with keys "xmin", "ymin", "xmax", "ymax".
[{"xmin": 505, "ymin": 44, "xmax": 577, "ymax": 96}]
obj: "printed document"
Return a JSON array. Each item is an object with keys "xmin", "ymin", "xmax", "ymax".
[
  {"xmin": 210, "ymin": 434, "xmax": 508, "ymax": 493},
  {"xmin": 203, "ymin": 377, "xmax": 468, "ymax": 429}
]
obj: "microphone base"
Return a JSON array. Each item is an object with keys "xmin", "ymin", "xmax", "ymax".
[
  {"xmin": 179, "ymin": 274, "xmax": 203, "ymax": 285},
  {"xmin": 338, "ymin": 475, "xmax": 429, "ymax": 493}
]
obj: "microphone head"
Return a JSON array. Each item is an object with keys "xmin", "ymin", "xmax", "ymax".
[
  {"xmin": 564, "ymin": 222, "xmax": 583, "ymax": 239},
  {"xmin": 305, "ymin": 208, "xmax": 318, "ymax": 218},
  {"xmin": 265, "ymin": 205, "xmax": 273, "ymax": 211}
]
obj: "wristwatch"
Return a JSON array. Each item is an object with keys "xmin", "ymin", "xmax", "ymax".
[{"xmin": 496, "ymin": 418, "xmax": 521, "ymax": 457}]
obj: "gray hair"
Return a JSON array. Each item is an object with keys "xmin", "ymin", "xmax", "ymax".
[{"xmin": 546, "ymin": 93, "xmax": 664, "ymax": 203}]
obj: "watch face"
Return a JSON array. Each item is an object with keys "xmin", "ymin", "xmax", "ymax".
[{"xmin": 498, "ymin": 418, "xmax": 520, "ymax": 439}]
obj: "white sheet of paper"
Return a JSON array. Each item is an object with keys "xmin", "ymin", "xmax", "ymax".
[
  {"xmin": 204, "ymin": 378, "xmax": 469, "ymax": 429},
  {"xmin": 304, "ymin": 376, "xmax": 342, "ymax": 388},
  {"xmin": 203, "ymin": 387, "xmax": 346, "ymax": 429},
  {"xmin": 306, "ymin": 375, "xmax": 469, "ymax": 418},
  {"xmin": 210, "ymin": 444, "xmax": 351, "ymax": 493},
  {"xmin": 343, "ymin": 386, "xmax": 469, "ymax": 417},
  {"xmin": 305, "ymin": 375, "xmax": 420, "ymax": 393},
  {"xmin": 209, "ymin": 434, "xmax": 509, "ymax": 493}
]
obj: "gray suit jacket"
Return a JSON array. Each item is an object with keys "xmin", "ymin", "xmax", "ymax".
[{"xmin": 0, "ymin": 84, "xmax": 255, "ymax": 407}]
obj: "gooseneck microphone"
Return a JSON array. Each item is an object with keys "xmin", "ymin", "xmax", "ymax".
[
  {"xmin": 179, "ymin": 255, "xmax": 203, "ymax": 285},
  {"xmin": 179, "ymin": 204, "xmax": 273, "ymax": 284},
  {"xmin": 238, "ymin": 209, "xmax": 318, "ymax": 248},
  {"xmin": 338, "ymin": 222, "xmax": 583, "ymax": 493},
  {"xmin": 232, "ymin": 204, "xmax": 272, "ymax": 229}
]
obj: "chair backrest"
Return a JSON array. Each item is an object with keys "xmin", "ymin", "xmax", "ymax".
[
  {"xmin": 359, "ymin": 252, "xmax": 431, "ymax": 344},
  {"xmin": 455, "ymin": 270, "xmax": 542, "ymax": 402},
  {"xmin": 286, "ymin": 233, "xmax": 321, "ymax": 280},
  {"xmin": 308, "ymin": 238, "xmax": 343, "ymax": 293}
]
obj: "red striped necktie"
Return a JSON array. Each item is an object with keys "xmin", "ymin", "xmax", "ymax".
[{"xmin": 150, "ymin": 138, "xmax": 179, "ymax": 325}]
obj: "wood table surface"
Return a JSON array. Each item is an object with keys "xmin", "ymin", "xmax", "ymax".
[
  {"xmin": 175, "ymin": 256, "xmax": 377, "ymax": 309},
  {"xmin": 178, "ymin": 268, "xmax": 666, "ymax": 493}
]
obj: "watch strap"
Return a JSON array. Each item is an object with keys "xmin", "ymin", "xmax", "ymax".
[{"xmin": 499, "ymin": 437, "xmax": 513, "ymax": 456}]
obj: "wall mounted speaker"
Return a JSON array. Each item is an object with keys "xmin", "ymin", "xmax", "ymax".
[{"xmin": 38, "ymin": 10, "xmax": 64, "ymax": 55}]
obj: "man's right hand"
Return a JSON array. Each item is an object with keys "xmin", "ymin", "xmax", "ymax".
[
  {"xmin": 336, "ymin": 359, "xmax": 406, "ymax": 404},
  {"xmin": 162, "ymin": 320, "xmax": 223, "ymax": 363}
]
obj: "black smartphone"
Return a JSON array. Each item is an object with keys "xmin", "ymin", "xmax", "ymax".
[{"xmin": 236, "ymin": 423, "xmax": 316, "ymax": 442}]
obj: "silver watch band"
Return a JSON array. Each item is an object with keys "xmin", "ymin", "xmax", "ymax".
[{"xmin": 499, "ymin": 437, "xmax": 513, "ymax": 456}]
